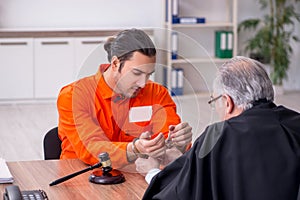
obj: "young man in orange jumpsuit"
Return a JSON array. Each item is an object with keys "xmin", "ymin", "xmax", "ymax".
[{"xmin": 57, "ymin": 29, "xmax": 193, "ymax": 169}]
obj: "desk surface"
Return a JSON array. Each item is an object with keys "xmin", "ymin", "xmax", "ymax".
[{"xmin": 0, "ymin": 159, "xmax": 148, "ymax": 199}]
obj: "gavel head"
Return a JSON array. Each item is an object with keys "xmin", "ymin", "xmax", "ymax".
[{"xmin": 99, "ymin": 152, "xmax": 112, "ymax": 174}]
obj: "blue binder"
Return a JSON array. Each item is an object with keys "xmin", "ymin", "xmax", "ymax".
[
  {"xmin": 171, "ymin": 32, "xmax": 178, "ymax": 59},
  {"xmin": 172, "ymin": 17, "xmax": 206, "ymax": 24},
  {"xmin": 167, "ymin": 0, "xmax": 179, "ymax": 23},
  {"xmin": 171, "ymin": 68, "xmax": 184, "ymax": 96}
]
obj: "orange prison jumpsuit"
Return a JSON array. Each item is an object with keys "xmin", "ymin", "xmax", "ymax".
[{"xmin": 57, "ymin": 64, "xmax": 181, "ymax": 169}]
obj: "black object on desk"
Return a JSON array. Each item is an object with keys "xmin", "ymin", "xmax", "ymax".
[{"xmin": 49, "ymin": 152, "xmax": 125, "ymax": 186}]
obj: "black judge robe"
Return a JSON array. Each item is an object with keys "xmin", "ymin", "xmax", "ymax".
[{"xmin": 143, "ymin": 102, "xmax": 300, "ymax": 200}]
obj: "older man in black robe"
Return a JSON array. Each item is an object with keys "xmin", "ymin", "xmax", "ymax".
[{"xmin": 136, "ymin": 56, "xmax": 300, "ymax": 200}]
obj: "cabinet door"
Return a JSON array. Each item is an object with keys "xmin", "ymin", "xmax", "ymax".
[
  {"xmin": 34, "ymin": 38, "xmax": 75, "ymax": 99},
  {"xmin": 0, "ymin": 38, "xmax": 34, "ymax": 99},
  {"xmin": 74, "ymin": 37, "xmax": 107, "ymax": 79}
]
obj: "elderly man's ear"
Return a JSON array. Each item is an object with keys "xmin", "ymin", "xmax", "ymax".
[
  {"xmin": 224, "ymin": 94, "xmax": 234, "ymax": 114},
  {"xmin": 223, "ymin": 94, "xmax": 244, "ymax": 120}
]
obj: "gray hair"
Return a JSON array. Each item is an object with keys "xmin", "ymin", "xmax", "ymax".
[{"xmin": 213, "ymin": 56, "xmax": 274, "ymax": 110}]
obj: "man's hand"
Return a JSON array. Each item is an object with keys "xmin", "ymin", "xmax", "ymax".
[
  {"xmin": 161, "ymin": 147, "xmax": 183, "ymax": 166},
  {"xmin": 168, "ymin": 122, "xmax": 192, "ymax": 152},
  {"xmin": 135, "ymin": 157, "xmax": 160, "ymax": 176},
  {"xmin": 135, "ymin": 131, "xmax": 166, "ymax": 158}
]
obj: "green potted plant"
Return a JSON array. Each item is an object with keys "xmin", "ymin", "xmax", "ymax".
[{"xmin": 238, "ymin": 0, "xmax": 300, "ymax": 87}]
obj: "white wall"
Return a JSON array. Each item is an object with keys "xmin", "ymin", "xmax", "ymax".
[
  {"xmin": 0, "ymin": 0, "xmax": 299, "ymax": 90},
  {"xmin": 0, "ymin": 0, "xmax": 163, "ymax": 29},
  {"xmin": 238, "ymin": 0, "xmax": 300, "ymax": 91}
]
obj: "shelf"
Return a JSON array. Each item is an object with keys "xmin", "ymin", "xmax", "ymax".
[
  {"xmin": 171, "ymin": 92, "xmax": 210, "ymax": 101},
  {"xmin": 170, "ymin": 57, "xmax": 232, "ymax": 64},
  {"xmin": 168, "ymin": 22, "xmax": 234, "ymax": 29},
  {"xmin": 164, "ymin": 0, "xmax": 238, "ymax": 95}
]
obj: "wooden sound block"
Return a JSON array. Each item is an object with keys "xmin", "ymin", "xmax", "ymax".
[{"xmin": 89, "ymin": 169, "xmax": 125, "ymax": 184}]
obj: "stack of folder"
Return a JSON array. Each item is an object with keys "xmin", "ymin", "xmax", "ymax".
[
  {"xmin": 0, "ymin": 158, "xmax": 13, "ymax": 183},
  {"xmin": 171, "ymin": 68, "xmax": 184, "ymax": 96},
  {"xmin": 169, "ymin": 0, "xmax": 206, "ymax": 24}
]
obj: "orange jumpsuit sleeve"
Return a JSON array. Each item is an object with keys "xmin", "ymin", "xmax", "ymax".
[{"xmin": 57, "ymin": 81, "xmax": 129, "ymax": 169}]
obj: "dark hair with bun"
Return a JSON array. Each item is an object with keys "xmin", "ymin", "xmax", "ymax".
[{"xmin": 104, "ymin": 28, "xmax": 156, "ymax": 72}]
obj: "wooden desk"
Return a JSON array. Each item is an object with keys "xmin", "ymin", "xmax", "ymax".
[{"xmin": 0, "ymin": 159, "xmax": 148, "ymax": 199}]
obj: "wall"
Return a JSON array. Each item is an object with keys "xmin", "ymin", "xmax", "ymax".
[
  {"xmin": 0, "ymin": 0, "xmax": 166, "ymax": 87},
  {"xmin": 0, "ymin": 0, "xmax": 299, "ymax": 90},
  {"xmin": 0, "ymin": 0, "xmax": 163, "ymax": 29}
]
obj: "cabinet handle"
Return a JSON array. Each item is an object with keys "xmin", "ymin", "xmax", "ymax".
[
  {"xmin": 41, "ymin": 41, "xmax": 69, "ymax": 45},
  {"xmin": 0, "ymin": 42, "xmax": 27, "ymax": 46},
  {"xmin": 81, "ymin": 40, "xmax": 105, "ymax": 45}
]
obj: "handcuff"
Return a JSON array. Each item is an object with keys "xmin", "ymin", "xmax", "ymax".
[{"xmin": 132, "ymin": 138, "xmax": 149, "ymax": 159}]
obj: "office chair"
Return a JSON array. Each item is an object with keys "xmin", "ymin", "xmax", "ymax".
[{"xmin": 43, "ymin": 127, "xmax": 62, "ymax": 160}]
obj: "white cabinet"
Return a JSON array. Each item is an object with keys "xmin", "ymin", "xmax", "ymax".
[
  {"xmin": 165, "ymin": 0, "xmax": 238, "ymax": 95},
  {"xmin": 0, "ymin": 36, "xmax": 109, "ymax": 101},
  {"xmin": 0, "ymin": 31, "xmax": 153, "ymax": 101},
  {"xmin": 0, "ymin": 38, "xmax": 34, "ymax": 99},
  {"xmin": 74, "ymin": 37, "xmax": 108, "ymax": 79},
  {"xmin": 34, "ymin": 38, "xmax": 75, "ymax": 99},
  {"xmin": 34, "ymin": 37, "xmax": 109, "ymax": 99}
]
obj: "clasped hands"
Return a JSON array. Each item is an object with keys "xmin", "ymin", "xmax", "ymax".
[{"xmin": 133, "ymin": 122, "xmax": 192, "ymax": 173}]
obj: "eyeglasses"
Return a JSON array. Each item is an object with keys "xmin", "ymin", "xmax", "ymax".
[{"xmin": 208, "ymin": 94, "xmax": 222, "ymax": 108}]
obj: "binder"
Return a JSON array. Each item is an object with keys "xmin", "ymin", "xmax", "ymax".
[
  {"xmin": 168, "ymin": 0, "xmax": 205, "ymax": 24},
  {"xmin": 166, "ymin": 0, "xmax": 178, "ymax": 22},
  {"xmin": 171, "ymin": 31, "xmax": 178, "ymax": 59},
  {"xmin": 171, "ymin": 68, "xmax": 184, "ymax": 96},
  {"xmin": 215, "ymin": 31, "xmax": 233, "ymax": 58},
  {"xmin": 172, "ymin": 0, "xmax": 178, "ymax": 23},
  {"xmin": 165, "ymin": 0, "xmax": 168, "ymax": 22},
  {"xmin": 171, "ymin": 69, "xmax": 177, "ymax": 95},
  {"xmin": 163, "ymin": 67, "xmax": 168, "ymax": 88},
  {"xmin": 172, "ymin": 0, "xmax": 178, "ymax": 18},
  {"xmin": 172, "ymin": 17, "xmax": 206, "ymax": 24},
  {"xmin": 176, "ymin": 68, "xmax": 184, "ymax": 95}
]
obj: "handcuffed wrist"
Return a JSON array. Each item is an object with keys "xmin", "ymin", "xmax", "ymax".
[
  {"xmin": 132, "ymin": 138, "xmax": 140, "ymax": 156},
  {"xmin": 132, "ymin": 138, "xmax": 149, "ymax": 159}
]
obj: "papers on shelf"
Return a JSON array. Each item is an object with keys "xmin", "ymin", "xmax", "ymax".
[{"xmin": 0, "ymin": 158, "xmax": 13, "ymax": 183}]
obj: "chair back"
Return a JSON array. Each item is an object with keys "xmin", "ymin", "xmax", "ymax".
[{"xmin": 43, "ymin": 127, "xmax": 62, "ymax": 160}]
